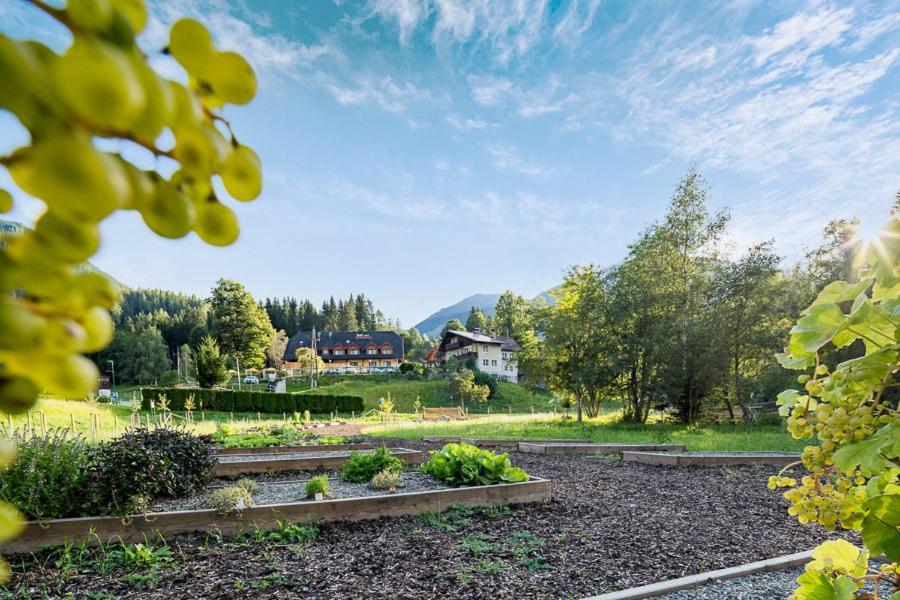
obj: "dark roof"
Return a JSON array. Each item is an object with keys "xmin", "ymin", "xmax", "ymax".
[
  {"xmin": 284, "ymin": 331, "xmax": 405, "ymax": 361},
  {"xmin": 438, "ymin": 330, "xmax": 521, "ymax": 352}
]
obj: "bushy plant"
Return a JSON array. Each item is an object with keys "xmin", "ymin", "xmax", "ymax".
[
  {"xmin": 472, "ymin": 371, "xmax": 498, "ymax": 398},
  {"xmin": 205, "ymin": 486, "xmax": 253, "ymax": 514},
  {"xmin": 305, "ymin": 475, "xmax": 329, "ymax": 498},
  {"xmin": 370, "ymin": 469, "xmax": 402, "ymax": 491},
  {"xmin": 0, "ymin": 429, "xmax": 91, "ymax": 520},
  {"xmin": 421, "ymin": 443, "xmax": 528, "ymax": 486},
  {"xmin": 236, "ymin": 478, "xmax": 259, "ymax": 495},
  {"xmin": 342, "ymin": 446, "xmax": 403, "ymax": 483},
  {"xmin": 87, "ymin": 428, "xmax": 215, "ymax": 514}
]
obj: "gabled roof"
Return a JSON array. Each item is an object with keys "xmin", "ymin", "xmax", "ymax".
[
  {"xmin": 438, "ymin": 330, "xmax": 521, "ymax": 352},
  {"xmin": 284, "ymin": 331, "xmax": 404, "ymax": 361}
]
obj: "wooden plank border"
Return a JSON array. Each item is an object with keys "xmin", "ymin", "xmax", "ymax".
[
  {"xmin": 213, "ymin": 443, "xmax": 376, "ymax": 456},
  {"xmin": 518, "ymin": 443, "xmax": 687, "ymax": 456},
  {"xmin": 421, "ymin": 437, "xmax": 593, "ymax": 447},
  {"xmin": 621, "ymin": 451, "xmax": 801, "ymax": 467},
  {"xmin": 214, "ymin": 448, "xmax": 425, "ymax": 477},
  {"xmin": 1, "ymin": 478, "xmax": 552, "ymax": 554},
  {"xmin": 581, "ymin": 549, "xmax": 812, "ymax": 599}
]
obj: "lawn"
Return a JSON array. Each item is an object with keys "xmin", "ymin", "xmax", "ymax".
[
  {"xmin": 299, "ymin": 376, "xmax": 553, "ymax": 413},
  {"xmin": 363, "ymin": 412, "xmax": 804, "ymax": 452}
]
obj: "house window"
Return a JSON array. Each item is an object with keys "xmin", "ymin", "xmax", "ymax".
[
  {"xmin": 482, "ymin": 359, "xmax": 488, "ymax": 366},
  {"xmin": 381, "ymin": 347, "xmax": 392, "ymax": 355},
  {"xmin": 349, "ymin": 349, "xmax": 359, "ymax": 355},
  {"xmin": 382, "ymin": 361, "xmax": 389, "ymax": 367},
  {"xmin": 334, "ymin": 349, "xmax": 344, "ymax": 355},
  {"xmin": 481, "ymin": 345, "xmax": 488, "ymax": 352},
  {"xmin": 367, "ymin": 348, "xmax": 377, "ymax": 355},
  {"xmin": 369, "ymin": 360, "xmax": 377, "ymax": 367},
  {"xmin": 491, "ymin": 360, "xmax": 497, "ymax": 366},
  {"xmin": 350, "ymin": 361, "xmax": 358, "ymax": 366},
  {"xmin": 502, "ymin": 352, "xmax": 508, "ymax": 359},
  {"xmin": 322, "ymin": 348, "xmax": 329, "ymax": 354}
]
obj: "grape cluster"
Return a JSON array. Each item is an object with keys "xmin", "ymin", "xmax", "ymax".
[{"xmin": 0, "ymin": 1, "xmax": 261, "ymax": 413}]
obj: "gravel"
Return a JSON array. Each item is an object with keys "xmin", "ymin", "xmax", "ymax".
[
  {"xmin": 150, "ymin": 471, "xmax": 450, "ymax": 512},
  {"xmin": 215, "ymin": 448, "xmax": 412, "ymax": 463},
  {"xmin": 7, "ymin": 438, "xmax": 854, "ymax": 600}
]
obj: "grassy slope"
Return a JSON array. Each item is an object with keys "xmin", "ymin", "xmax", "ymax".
[
  {"xmin": 364, "ymin": 412, "xmax": 804, "ymax": 452},
  {"xmin": 298, "ymin": 377, "xmax": 553, "ymax": 413}
]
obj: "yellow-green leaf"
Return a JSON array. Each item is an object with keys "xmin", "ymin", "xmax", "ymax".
[{"xmin": 807, "ymin": 539, "xmax": 868, "ymax": 578}]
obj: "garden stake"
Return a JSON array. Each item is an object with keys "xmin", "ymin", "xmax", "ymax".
[
  {"xmin": 70, "ymin": 413, "xmax": 76, "ymax": 432},
  {"xmin": 6, "ymin": 414, "xmax": 12, "ymax": 430},
  {"xmin": 40, "ymin": 411, "xmax": 46, "ymax": 437}
]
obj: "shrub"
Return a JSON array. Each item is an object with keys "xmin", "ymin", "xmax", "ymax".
[
  {"xmin": 87, "ymin": 428, "xmax": 215, "ymax": 514},
  {"xmin": 370, "ymin": 469, "xmax": 402, "ymax": 491},
  {"xmin": 236, "ymin": 478, "xmax": 259, "ymax": 495},
  {"xmin": 472, "ymin": 371, "xmax": 497, "ymax": 398},
  {"xmin": 205, "ymin": 486, "xmax": 253, "ymax": 514},
  {"xmin": 0, "ymin": 429, "xmax": 91, "ymax": 520},
  {"xmin": 305, "ymin": 475, "xmax": 329, "ymax": 498},
  {"xmin": 342, "ymin": 446, "xmax": 403, "ymax": 483},
  {"xmin": 421, "ymin": 443, "xmax": 528, "ymax": 486}
]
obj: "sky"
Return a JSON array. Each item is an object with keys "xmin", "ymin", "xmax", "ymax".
[{"xmin": 1, "ymin": 0, "xmax": 899, "ymax": 327}]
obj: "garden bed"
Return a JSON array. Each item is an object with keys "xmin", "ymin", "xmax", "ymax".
[
  {"xmin": 213, "ymin": 442, "xmax": 376, "ymax": 456},
  {"xmin": 621, "ymin": 451, "xmax": 801, "ymax": 467},
  {"xmin": 0, "ymin": 475, "xmax": 551, "ymax": 553},
  {"xmin": 518, "ymin": 442, "xmax": 686, "ymax": 456},
  {"xmin": 214, "ymin": 447, "xmax": 425, "ymax": 476},
  {"xmin": 423, "ymin": 436, "xmax": 592, "ymax": 446}
]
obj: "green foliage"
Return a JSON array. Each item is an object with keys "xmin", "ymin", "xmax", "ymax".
[
  {"xmin": 141, "ymin": 387, "xmax": 364, "ymax": 414},
  {"xmin": 88, "ymin": 428, "xmax": 215, "ymax": 514},
  {"xmin": 399, "ymin": 362, "xmax": 424, "ymax": 376},
  {"xmin": 369, "ymin": 468, "xmax": 402, "ymax": 490},
  {"xmin": 235, "ymin": 478, "xmax": 259, "ymax": 495},
  {"xmin": 0, "ymin": 428, "xmax": 91, "ymax": 520},
  {"xmin": 449, "ymin": 371, "xmax": 490, "ymax": 410},
  {"xmin": 421, "ymin": 443, "xmax": 528, "ymax": 486},
  {"xmin": 342, "ymin": 446, "xmax": 403, "ymax": 483},
  {"xmin": 472, "ymin": 371, "xmax": 497, "ymax": 398},
  {"xmin": 770, "ymin": 219, "xmax": 899, "ymax": 598},
  {"xmin": 99, "ymin": 325, "xmax": 171, "ymax": 385},
  {"xmin": 195, "ymin": 335, "xmax": 228, "ymax": 388},
  {"xmin": 210, "ymin": 279, "xmax": 274, "ymax": 370},
  {"xmin": 305, "ymin": 475, "xmax": 329, "ymax": 498},
  {"xmin": 442, "ymin": 319, "xmax": 466, "ymax": 338},
  {"xmin": 465, "ymin": 306, "xmax": 488, "ymax": 332},
  {"xmin": 245, "ymin": 520, "xmax": 319, "ymax": 544},
  {"xmin": 205, "ymin": 485, "xmax": 253, "ymax": 514}
]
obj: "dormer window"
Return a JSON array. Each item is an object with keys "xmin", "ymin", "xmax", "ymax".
[
  {"xmin": 322, "ymin": 348, "xmax": 329, "ymax": 354},
  {"xmin": 334, "ymin": 349, "xmax": 344, "ymax": 355},
  {"xmin": 380, "ymin": 345, "xmax": 393, "ymax": 355},
  {"xmin": 349, "ymin": 348, "xmax": 359, "ymax": 355}
]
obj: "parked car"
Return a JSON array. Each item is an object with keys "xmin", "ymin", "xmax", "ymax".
[{"xmin": 242, "ymin": 375, "xmax": 259, "ymax": 384}]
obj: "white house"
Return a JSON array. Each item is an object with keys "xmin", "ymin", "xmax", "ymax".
[{"xmin": 437, "ymin": 330, "xmax": 522, "ymax": 383}]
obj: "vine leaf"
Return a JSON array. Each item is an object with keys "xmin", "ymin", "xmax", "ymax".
[
  {"xmin": 812, "ymin": 278, "xmax": 873, "ymax": 305},
  {"xmin": 861, "ymin": 494, "xmax": 900, "ymax": 561},
  {"xmin": 807, "ymin": 539, "xmax": 869, "ymax": 578},
  {"xmin": 793, "ymin": 571, "xmax": 856, "ymax": 600},
  {"xmin": 777, "ymin": 389, "xmax": 806, "ymax": 417},
  {"xmin": 789, "ymin": 304, "xmax": 846, "ymax": 355},
  {"xmin": 833, "ymin": 424, "xmax": 900, "ymax": 475}
]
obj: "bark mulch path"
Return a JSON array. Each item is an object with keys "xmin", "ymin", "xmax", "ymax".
[{"xmin": 5, "ymin": 440, "xmax": 847, "ymax": 600}]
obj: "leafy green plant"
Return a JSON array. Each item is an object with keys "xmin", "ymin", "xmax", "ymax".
[
  {"xmin": 770, "ymin": 219, "xmax": 899, "ymax": 598},
  {"xmin": 246, "ymin": 521, "xmax": 320, "ymax": 545},
  {"xmin": 0, "ymin": 428, "xmax": 91, "ymax": 520},
  {"xmin": 420, "ymin": 443, "xmax": 528, "ymax": 486},
  {"xmin": 342, "ymin": 446, "xmax": 403, "ymax": 483},
  {"xmin": 370, "ymin": 468, "xmax": 402, "ymax": 491},
  {"xmin": 236, "ymin": 478, "xmax": 259, "ymax": 495},
  {"xmin": 305, "ymin": 475, "xmax": 329, "ymax": 498},
  {"xmin": 205, "ymin": 486, "xmax": 253, "ymax": 514},
  {"xmin": 87, "ymin": 427, "xmax": 215, "ymax": 514}
]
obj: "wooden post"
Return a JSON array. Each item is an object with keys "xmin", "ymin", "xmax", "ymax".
[
  {"xmin": 7, "ymin": 414, "xmax": 13, "ymax": 431},
  {"xmin": 352, "ymin": 411, "xmax": 355, "ymax": 420},
  {"xmin": 530, "ymin": 405, "xmax": 534, "ymax": 415},
  {"xmin": 145, "ymin": 413, "xmax": 151, "ymax": 428},
  {"xmin": 90, "ymin": 414, "xmax": 96, "ymax": 440},
  {"xmin": 114, "ymin": 415, "xmax": 119, "ymax": 431},
  {"xmin": 40, "ymin": 411, "xmax": 47, "ymax": 437},
  {"xmin": 508, "ymin": 406, "xmax": 512, "ymax": 414},
  {"xmin": 201, "ymin": 411, "xmax": 206, "ymax": 422},
  {"xmin": 70, "ymin": 413, "xmax": 76, "ymax": 432},
  {"xmin": 256, "ymin": 412, "xmax": 261, "ymax": 422}
]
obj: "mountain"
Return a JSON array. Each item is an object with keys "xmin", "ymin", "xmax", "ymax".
[{"xmin": 414, "ymin": 293, "xmax": 502, "ymax": 339}]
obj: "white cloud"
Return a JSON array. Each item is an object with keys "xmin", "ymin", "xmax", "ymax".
[
  {"xmin": 320, "ymin": 74, "xmax": 432, "ymax": 112},
  {"xmin": 445, "ymin": 114, "xmax": 494, "ymax": 130},
  {"xmin": 468, "ymin": 75, "xmax": 514, "ymax": 106},
  {"xmin": 552, "ymin": 0, "xmax": 601, "ymax": 47},
  {"xmin": 368, "ymin": 0, "xmax": 429, "ymax": 44},
  {"xmin": 487, "ymin": 144, "xmax": 554, "ymax": 177},
  {"xmin": 747, "ymin": 7, "xmax": 852, "ymax": 66}
]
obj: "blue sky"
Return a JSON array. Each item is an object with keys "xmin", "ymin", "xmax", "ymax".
[{"xmin": 1, "ymin": 0, "xmax": 899, "ymax": 327}]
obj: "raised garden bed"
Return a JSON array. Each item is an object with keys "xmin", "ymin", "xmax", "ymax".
[
  {"xmin": 422, "ymin": 436, "xmax": 592, "ymax": 446},
  {"xmin": 622, "ymin": 451, "xmax": 801, "ymax": 467},
  {"xmin": 0, "ymin": 475, "xmax": 551, "ymax": 554},
  {"xmin": 213, "ymin": 442, "xmax": 376, "ymax": 456},
  {"xmin": 518, "ymin": 442, "xmax": 687, "ymax": 456},
  {"xmin": 214, "ymin": 447, "xmax": 425, "ymax": 477}
]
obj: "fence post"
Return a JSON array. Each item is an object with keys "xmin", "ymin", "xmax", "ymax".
[
  {"xmin": 90, "ymin": 414, "xmax": 96, "ymax": 440},
  {"xmin": 114, "ymin": 415, "xmax": 119, "ymax": 431},
  {"xmin": 145, "ymin": 413, "xmax": 151, "ymax": 428},
  {"xmin": 7, "ymin": 414, "xmax": 12, "ymax": 431},
  {"xmin": 40, "ymin": 411, "xmax": 47, "ymax": 437}
]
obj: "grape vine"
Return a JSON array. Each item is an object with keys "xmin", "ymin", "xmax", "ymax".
[
  {"xmin": 772, "ymin": 219, "xmax": 899, "ymax": 599},
  {"xmin": 0, "ymin": 0, "xmax": 261, "ymax": 578}
]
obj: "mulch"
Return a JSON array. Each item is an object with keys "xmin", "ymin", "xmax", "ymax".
[{"xmin": 5, "ymin": 439, "xmax": 847, "ymax": 599}]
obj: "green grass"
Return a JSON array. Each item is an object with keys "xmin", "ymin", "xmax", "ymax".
[
  {"xmin": 363, "ymin": 411, "xmax": 804, "ymax": 452},
  {"xmin": 299, "ymin": 376, "xmax": 552, "ymax": 413}
]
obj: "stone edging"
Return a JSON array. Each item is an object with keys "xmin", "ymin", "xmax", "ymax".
[{"xmin": 581, "ymin": 550, "xmax": 813, "ymax": 600}]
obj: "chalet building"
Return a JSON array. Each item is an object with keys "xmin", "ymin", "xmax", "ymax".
[
  {"xmin": 283, "ymin": 331, "xmax": 404, "ymax": 373},
  {"xmin": 437, "ymin": 330, "xmax": 521, "ymax": 383}
]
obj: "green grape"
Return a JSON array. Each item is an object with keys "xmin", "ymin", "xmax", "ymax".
[
  {"xmin": 0, "ymin": 301, "xmax": 47, "ymax": 351},
  {"xmin": 205, "ymin": 51, "xmax": 256, "ymax": 105},
  {"xmin": 0, "ymin": 190, "xmax": 11, "ymax": 213},
  {"xmin": 0, "ymin": 376, "xmax": 40, "ymax": 415},
  {"xmin": 131, "ymin": 57, "xmax": 175, "ymax": 141},
  {"xmin": 119, "ymin": 160, "xmax": 154, "ymax": 210},
  {"xmin": 43, "ymin": 317, "xmax": 87, "ymax": 354},
  {"xmin": 33, "ymin": 211, "xmax": 101, "ymax": 262},
  {"xmin": 32, "ymin": 353, "xmax": 99, "ymax": 399},
  {"xmin": 80, "ymin": 306, "xmax": 114, "ymax": 352},
  {"xmin": 8, "ymin": 134, "xmax": 128, "ymax": 221},
  {"xmin": 173, "ymin": 126, "xmax": 218, "ymax": 177},
  {"xmin": 169, "ymin": 18, "xmax": 214, "ymax": 77},
  {"xmin": 72, "ymin": 271, "xmax": 120, "ymax": 309},
  {"xmin": 168, "ymin": 81, "xmax": 204, "ymax": 128},
  {"xmin": 140, "ymin": 182, "xmax": 195, "ymax": 238},
  {"xmin": 54, "ymin": 37, "xmax": 145, "ymax": 130},
  {"xmin": 109, "ymin": 0, "xmax": 147, "ymax": 33},
  {"xmin": 0, "ymin": 36, "xmax": 48, "ymax": 128},
  {"xmin": 194, "ymin": 200, "xmax": 239, "ymax": 246},
  {"xmin": 221, "ymin": 145, "xmax": 262, "ymax": 201},
  {"xmin": 66, "ymin": 0, "xmax": 114, "ymax": 31}
]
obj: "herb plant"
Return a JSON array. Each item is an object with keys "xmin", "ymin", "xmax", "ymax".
[
  {"xmin": 305, "ymin": 475, "xmax": 329, "ymax": 498},
  {"xmin": 342, "ymin": 446, "xmax": 403, "ymax": 483},
  {"xmin": 421, "ymin": 443, "xmax": 528, "ymax": 486}
]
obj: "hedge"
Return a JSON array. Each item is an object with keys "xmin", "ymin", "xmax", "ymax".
[{"xmin": 140, "ymin": 388, "xmax": 364, "ymax": 414}]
